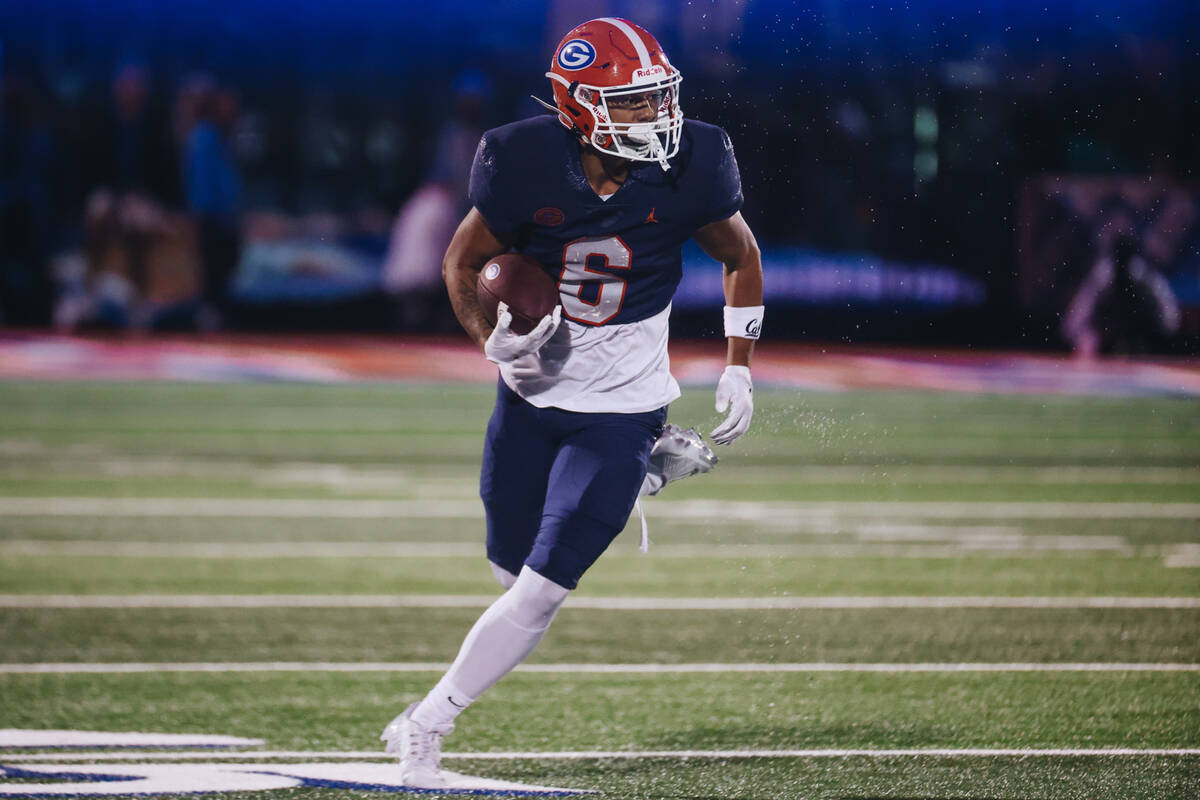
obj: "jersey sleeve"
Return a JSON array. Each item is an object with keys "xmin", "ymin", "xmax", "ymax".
[
  {"xmin": 699, "ymin": 128, "xmax": 744, "ymax": 227},
  {"xmin": 468, "ymin": 132, "xmax": 523, "ymax": 236}
]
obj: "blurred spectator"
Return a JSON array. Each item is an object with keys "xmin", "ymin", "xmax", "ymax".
[
  {"xmin": 179, "ymin": 76, "xmax": 242, "ymax": 329},
  {"xmin": 50, "ymin": 62, "xmax": 198, "ymax": 332},
  {"xmin": 1062, "ymin": 234, "xmax": 1181, "ymax": 358},
  {"xmin": 381, "ymin": 70, "xmax": 490, "ymax": 331},
  {"xmin": 105, "ymin": 63, "xmax": 178, "ymax": 204},
  {"xmin": 53, "ymin": 190, "xmax": 200, "ymax": 332},
  {"xmin": 2, "ymin": 3, "xmax": 1197, "ymax": 340}
]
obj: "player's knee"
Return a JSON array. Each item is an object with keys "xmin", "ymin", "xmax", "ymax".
[
  {"xmin": 502, "ymin": 565, "xmax": 570, "ymax": 632},
  {"xmin": 490, "ymin": 561, "xmax": 518, "ymax": 590}
]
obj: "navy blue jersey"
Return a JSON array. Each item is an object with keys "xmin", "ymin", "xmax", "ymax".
[{"xmin": 469, "ymin": 116, "xmax": 742, "ymax": 326}]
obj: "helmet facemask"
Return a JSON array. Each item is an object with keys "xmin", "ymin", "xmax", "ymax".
[{"xmin": 546, "ymin": 70, "xmax": 683, "ymax": 171}]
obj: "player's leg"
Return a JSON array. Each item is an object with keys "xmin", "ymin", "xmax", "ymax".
[
  {"xmin": 381, "ymin": 566, "xmax": 567, "ymax": 787},
  {"xmin": 489, "ymin": 562, "xmax": 518, "ymax": 589},
  {"xmin": 425, "ymin": 407, "xmax": 666, "ymax": 720},
  {"xmin": 406, "ymin": 563, "xmax": 567, "ymax": 719},
  {"xmin": 387, "ymin": 408, "xmax": 663, "ymax": 758},
  {"xmin": 404, "ymin": 408, "xmax": 664, "ymax": 741},
  {"xmin": 527, "ymin": 406, "xmax": 666, "ymax": 589},
  {"xmin": 382, "ymin": 381, "xmax": 557, "ymax": 786},
  {"xmin": 419, "ymin": 380, "xmax": 561, "ymax": 712},
  {"xmin": 480, "ymin": 380, "xmax": 558, "ymax": 582}
]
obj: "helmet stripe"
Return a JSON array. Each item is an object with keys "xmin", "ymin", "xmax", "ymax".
[{"xmin": 597, "ymin": 17, "xmax": 652, "ymax": 68}]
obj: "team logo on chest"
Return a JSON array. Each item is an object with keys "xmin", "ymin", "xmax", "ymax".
[
  {"xmin": 533, "ymin": 207, "xmax": 565, "ymax": 226},
  {"xmin": 556, "ymin": 39, "xmax": 596, "ymax": 70}
]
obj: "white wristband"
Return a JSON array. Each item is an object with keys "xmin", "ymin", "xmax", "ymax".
[{"xmin": 723, "ymin": 305, "xmax": 764, "ymax": 339}]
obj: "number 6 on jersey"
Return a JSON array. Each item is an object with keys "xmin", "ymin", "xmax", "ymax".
[{"xmin": 558, "ymin": 236, "xmax": 631, "ymax": 325}]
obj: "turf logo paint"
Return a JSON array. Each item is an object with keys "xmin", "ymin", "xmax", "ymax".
[
  {"xmin": 0, "ymin": 764, "xmax": 294, "ymax": 796},
  {"xmin": 0, "ymin": 731, "xmax": 592, "ymax": 796},
  {"xmin": 0, "ymin": 763, "xmax": 592, "ymax": 797}
]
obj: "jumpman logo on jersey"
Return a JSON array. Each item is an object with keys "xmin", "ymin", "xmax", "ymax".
[{"xmin": 643, "ymin": 207, "xmax": 659, "ymax": 224}]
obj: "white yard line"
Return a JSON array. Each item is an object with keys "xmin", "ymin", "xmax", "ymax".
[
  {"xmin": 0, "ymin": 542, "xmax": 485, "ymax": 558},
  {"xmin": 0, "ymin": 732, "xmax": 263, "ymax": 748},
  {"xmin": 1165, "ymin": 543, "xmax": 1200, "ymax": 568},
  {"xmin": 0, "ymin": 498, "xmax": 1196, "ymax": 520},
  {"xmin": 0, "ymin": 539, "xmax": 1139, "ymax": 558},
  {"xmin": 726, "ymin": 465, "xmax": 1200, "ymax": 485},
  {"xmin": 3, "ymin": 595, "xmax": 1197, "ymax": 609},
  {"xmin": 0, "ymin": 498, "xmax": 480, "ymax": 518},
  {"xmin": 1, "ymin": 662, "xmax": 1195, "ymax": 675},
  {"xmin": 11, "ymin": 458, "xmax": 1199, "ymax": 485},
  {"xmin": 1, "ymin": 748, "xmax": 1198, "ymax": 762}
]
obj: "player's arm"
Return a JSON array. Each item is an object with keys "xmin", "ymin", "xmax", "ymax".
[
  {"xmin": 443, "ymin": 208, "xmax": 561, "ymax": 363},
  {"xmin": 442, "ymin": 208, "xmax": 515, "ymax": 350},
  {"xmin": 693, "ymin": 211, "xmax": 764, "ymax": 368},
  {"xmin": 693, "ymin": 211, "xmax": 763, "ymax": 445}
]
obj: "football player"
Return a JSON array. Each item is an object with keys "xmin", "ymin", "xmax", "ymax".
[{"xmin": 381, "ymin": 18, "xmax": 763, "ymax": 787}]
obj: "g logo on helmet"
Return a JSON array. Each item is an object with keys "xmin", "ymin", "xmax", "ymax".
[
  {"xmin": 557, "ymin": 39, "xmax": 596, "ymax": 70},
  {"xmin": 484, "ymin": 263, "xmax": 501, "ymax": 280}
]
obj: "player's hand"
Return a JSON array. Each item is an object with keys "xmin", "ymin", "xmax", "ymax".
[
  {"xmin": 484, "ymin": 302, "xmax": 561, "ymax": 365},
  {"xmin": 711, "ymin": 365, "xmax": 753, "ymax": 445}
]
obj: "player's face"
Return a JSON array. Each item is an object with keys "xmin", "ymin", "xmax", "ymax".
[{"xmin": 606, "ymin": 88, "xmax": 667, "ymax": 123}]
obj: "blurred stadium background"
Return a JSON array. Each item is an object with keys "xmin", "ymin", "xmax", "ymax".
[
  {"xmin": 1, "ymin": 0, "xmax": 1198, "ymax": 349},
  {"xmin": 1, "ymin": 1, "xmax": 1198, "ymax": 799}
]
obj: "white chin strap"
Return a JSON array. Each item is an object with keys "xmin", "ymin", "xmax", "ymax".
[{"xmin": 645, "ymin": 137, "xmax": 670, "ymax": 171}]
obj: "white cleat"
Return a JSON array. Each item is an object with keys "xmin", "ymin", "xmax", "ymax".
[
  {"xmin": 641, "ymin": 423, "xmax": 719, "ymax": 497},
  {"xmin": 380, "ymin": 702, "xmax": 454, "ymax": 789}
]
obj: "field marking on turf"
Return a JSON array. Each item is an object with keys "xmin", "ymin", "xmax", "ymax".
[
  {"xmin": 0, "ymin": 498, "xmax": 1197, "ymax": 520},
  {"xmin": 2, "ymin": 662, "xmax": 1196, "ymax": 674},
  {"xmin": 0, "ymin": 538, "xmax": 1140, "ymax": 559},
  {"xmin": 9, "ymin": 453, "xmax": 1200, "ymax": 485},
  {"xmin": 0, "ymin": 731, "xmax": 263, "ymax": 748},
  {"xmin": 0, "ymin": 761, "xmax": 589, "ymax": 796},
  {"xmin": 4, "ymin": 595, "xmax": 1198, "ymax": 609},
  {"xmin": 2, "ymin": 749, "xmax": 1199, "ymax": 762},
  {"xmin": 723, "ymin": 465, "xmax": 1200, "ymax": 485},
  {"xmin": 0, "ymin": 541, "xmax": 484, "ymax": 558},
  {"xmin": 10, "ymin": 458, "xmax": 1199, "ymax": 485},
  {"xmin": 1165, "ymin": 543, "xmax": 1200, "ymax": 568}
]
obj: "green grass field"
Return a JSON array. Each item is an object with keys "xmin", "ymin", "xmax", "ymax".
[{"xmin": 1, "ymin": 380, "xmax": 1198, "ymax": 799}]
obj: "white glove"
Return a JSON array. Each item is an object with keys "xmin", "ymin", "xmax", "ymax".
[
  {"xmin": 484, "ymin": 302, "xmax": 561, "ymax": 365},
  {"xmin": 711, "ymin": 365, "xmax": 753, "ymax": 445}
]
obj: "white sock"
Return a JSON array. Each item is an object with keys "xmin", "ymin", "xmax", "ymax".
[
  {"xmin": 410, "ymin": 566, "xmax": 569, "ymax": 729},
  {"xmin": 490, "ymin": 561, "xmax": 518, "ymax": 589},
  {"xmin": 638, "ymin": 472, "xmax": 663, "ymax": 497}
]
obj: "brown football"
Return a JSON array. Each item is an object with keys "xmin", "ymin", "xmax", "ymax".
[{"xmin": 476, "ymin": 253, "xmax": 560, "ymax": 335}]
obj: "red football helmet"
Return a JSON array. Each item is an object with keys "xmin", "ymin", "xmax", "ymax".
[{"xmin": 542, "ymin": 18, "xmax": 683, "ymax": 170}]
